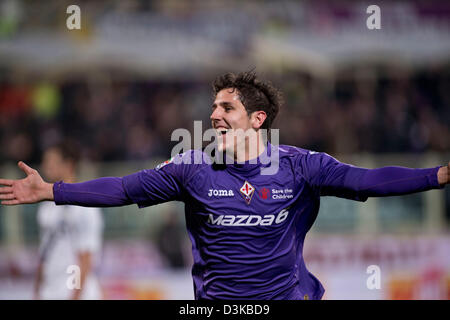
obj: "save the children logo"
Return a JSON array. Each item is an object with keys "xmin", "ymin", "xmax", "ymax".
[{"xmin": 259, "ymin": 187, "xmax": 270, "ymax": 200}]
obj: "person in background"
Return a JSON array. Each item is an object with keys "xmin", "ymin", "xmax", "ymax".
[{"xmin": 33, "ymin": 142, "xmax": 103, "ymax": 300}]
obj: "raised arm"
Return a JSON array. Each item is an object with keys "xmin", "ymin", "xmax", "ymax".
[
  {"xmin": 0, "ymin": 161, "xmax": 132, "ymax": 207},
  {"xmin": 301, "ymin": 152, "xmax": 448, "ymax": 201},
  {"xmin": 355, "ymin": 163, "xmax": 447, "ymax": 198},
  {"xmin": 0, "ymin": 152, "xmax": 194, "ymax": 207}
]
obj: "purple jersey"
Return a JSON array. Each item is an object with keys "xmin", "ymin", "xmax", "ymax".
[
  {"xmin": 54, "ymin": 143, "xmax": 443, "ymax": 300},
  {"xmin": 117, "ymin": 144, "xmax": 440, "ymax": 299}
]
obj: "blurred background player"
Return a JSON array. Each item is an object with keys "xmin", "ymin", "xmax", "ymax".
[{"xmin": 33, "ymin": 142, "xmax": 103, "ymax": 300}]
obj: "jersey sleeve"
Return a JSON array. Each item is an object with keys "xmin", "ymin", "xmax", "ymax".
[
  {"xmin": 297, "ymin": 151, "xmax": 444, "ymax": 201},
  {"xmin": 297, "ymin": 151, "xmax": 368, "ymax": 201},
  {"xmin": 122, "ymin": 150, "xmax": 207, "ymax": 208}
]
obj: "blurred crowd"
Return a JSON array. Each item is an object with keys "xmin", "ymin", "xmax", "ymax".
[
  {"xmin": 278, "ymin": 66, "xmax": 450, "ymax": 155},
  {"xmin": 0, "ymin": 65, "xmax": 449, "ymax": 165},
  {"xmin": 1, "ymin": 0, "xmax": 449, "ymax": 164}
]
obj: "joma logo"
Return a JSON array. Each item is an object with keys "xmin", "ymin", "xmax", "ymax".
[{"xmin": 208, "ymin": 189, "xmax": 235, "ymax": 197}]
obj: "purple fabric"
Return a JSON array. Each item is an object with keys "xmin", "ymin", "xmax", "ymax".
[
  {"xmin": 52, "ymin": 145, "xmax": 444, "ymax": 300},
  {"xmin": 53, "ymin": 177, "xmax": 132, "ymax": 207},
  {"xmin": 296, "ymin": 152, "xmax": 442, "ymax": 200},
  {"xmin": 359, "ymin": 166, "xmax": 441, "ymax": 197}
]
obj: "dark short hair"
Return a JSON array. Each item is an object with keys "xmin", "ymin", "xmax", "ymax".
[{"xmin": 212, "ymin": 71, "xmax": 283, "ymax": 129}]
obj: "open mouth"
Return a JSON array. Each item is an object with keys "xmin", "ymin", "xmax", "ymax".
[{"xmin": 216, "ymin": 127, "xmax": 229, "ymax": 136}]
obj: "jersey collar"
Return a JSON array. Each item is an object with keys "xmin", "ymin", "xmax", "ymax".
[{"xmin": 225, "ymin": 142, "xmax": 275, "ymax": 176}]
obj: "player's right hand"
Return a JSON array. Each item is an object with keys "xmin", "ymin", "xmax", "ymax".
[{"xmin": 0, "ymin": 161, "xmax": 54, "ymax": 205}]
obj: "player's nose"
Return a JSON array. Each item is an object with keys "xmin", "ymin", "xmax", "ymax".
[{"xmin": 210, "ymin": 107, "xmax": 223, "ymax": 121}]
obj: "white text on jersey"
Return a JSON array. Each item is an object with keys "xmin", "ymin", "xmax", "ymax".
[
  {"xmin": 207, "ymin": 208, "xmax": 289, "ymax": 226},
  {"xmin": 208, "ymin": 189, "xmax": 235, "ymax": 197}
]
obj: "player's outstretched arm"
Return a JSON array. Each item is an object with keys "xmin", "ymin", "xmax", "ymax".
[
  {"xmin": 2, "ymin": 152, "xmax": 189, "ymax": 208},
  {"xmin": 437, "ymin": 161, "xmax": 450, "ymax": 186},
  {"xmin": 308, "ymin": 152, "xmax": 448, "ymax": 200},
  {"xmin": 353, "ymin": 161, "xmax": 449, "ymax": 198},
  {"xmin": 0, "ymin": 162, "xmax": 54, "ymax": 205}
]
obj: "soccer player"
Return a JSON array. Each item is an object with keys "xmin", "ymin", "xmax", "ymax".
[
  {"xmin": 0, "ymin": 72, "xmax": 449, "ymax": 300},
  {"xmin": 33, "ymin": 143, "xmax": 103, "ymax": 300}
]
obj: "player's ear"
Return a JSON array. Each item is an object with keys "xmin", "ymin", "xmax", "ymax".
[{"xmin": 251, "ymin": 111, "xmax": 267, "ymax": 130}]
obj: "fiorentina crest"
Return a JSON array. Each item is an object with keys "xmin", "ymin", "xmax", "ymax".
[{"xmin": 240, "ymin": 181, "xmax": 255, "ymax": 205}]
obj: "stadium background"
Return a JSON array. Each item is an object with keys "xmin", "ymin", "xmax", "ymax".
[{"xmin": 0, "ymin": 0, "xmax": 449, "ymax": 299}]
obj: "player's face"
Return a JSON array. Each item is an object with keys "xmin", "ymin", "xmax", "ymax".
[{"xmin": 211, "ymin": 88, "xmax": 256, "ymax": 154}]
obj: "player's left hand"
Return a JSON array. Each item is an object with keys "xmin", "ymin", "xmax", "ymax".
[{"xmin": 437, "ymin": 161, "xmax": 450, "ymax": 186}]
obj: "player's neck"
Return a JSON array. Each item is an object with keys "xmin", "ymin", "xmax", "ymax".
[{"xmin": 234, "ymin": 133, "xmax": 266, "ymax": 163}]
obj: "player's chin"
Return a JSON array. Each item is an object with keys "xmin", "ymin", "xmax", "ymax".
[
  {"xmin": 217, "ymin": 142, "xmax": 227, "ymax": 153},
  {"xmin": 216, "ymin": 136, "xmax": 226, "ymax": 151},
  {"xmin": 217, "ymin": 142, "xmax": 234, "ymax": 155}
]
